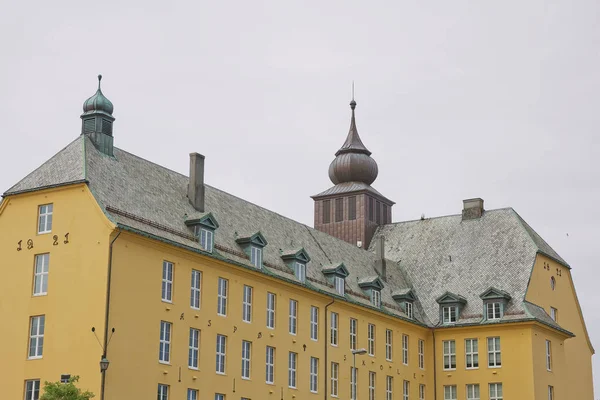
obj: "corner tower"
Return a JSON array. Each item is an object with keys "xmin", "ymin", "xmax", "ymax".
[
  {"xmin": 81, "ymin": 75, "xmax": 115, "ymax": 156},
  {"xmin": 312, "ymin": 99, "xmax": 394, "ymax": 249}
]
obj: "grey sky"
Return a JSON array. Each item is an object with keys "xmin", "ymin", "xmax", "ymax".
[{"xmin": 2, "ymin": 0, "xmax": 598, "ymax": 392}]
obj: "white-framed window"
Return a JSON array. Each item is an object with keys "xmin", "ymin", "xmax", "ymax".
[
  {"xmin": 215, "ymin": 394, "xmax": 225, "ymax": 400},
  {"xmin": 310, "ymin": 306, "xmax": 319, "ymax": 341},
  {"xmin": 465, "ymin": 338, "xmax": 479, "ymax": 369},
  {"xmin": 289, "ymin": 299, "xmax": 298, "ymax": 335},
  {"xmin": 369, "ymin": 371, "xmax": 376, "ymax": 400},
  {"xmin": 443, "ymin": 385, "xmax": 456, "ymax": 400},
  {"xmin": 546, "ymin": 340, "xmax": 552, "ymax": 371},
  {"xmin": 217, "ymin": 277, "xmax": 228, "ymax": 316},
  {"xmin": 331, "ymin": 312, "xmax": 339, "ymax": 346},
  {"xmin": 28, "ymin": 316, "xmax": 45, "ymax": 359},
  {"xmin": 418, "ymin": 339, "xmax": 425, "ymax": 369},
  {"xmin": 372, "ymin": 290, "xmax": 381, "ymax": 308},
  {"xmin": 266, "ymin": 346, "xmax": 275, "ymax": 384},
  {"xmin": 294, "ymin": 262, "xmax": 306, "ymax": 283},
  {"xmin": 162, "ymin": 261, "xmax": 173, "ymax": 302},
  {"xmin": 241, "ymin": 340, "xmax": 252, "ymax": 379},
  {"xmin": 550, "ymin": 307, "xmax": 557, "ymax": 322},
  {"xmin": 350, "ymin": 367, "xmax": 357, "ymax": 400},
  {"xmin": 250, "ymin": 246, "xmax": 262, "ymax": 268},
  {"xmin": 385, "ymin": 329, "xmax": 393, "ymax": 361},
  {"xmin": 550, "ymin": 276, "xmax": 556, "ymax": 290},
  {"xmin": 548, "ymin": 385, "xmax": 554, "ymax": 400},
  {"xmin": 489, "ymin": 383, "xmax": 503, "ymax": 400},
  {"xmin": 331, "ymin": 362, "xmax": 339, "ymax": 397},
  {"xmin": 442, "ymin": 306, "xmax": 457, "ymax": 324},
  {"xmin": 158, "ymin": 384, "xmax": 169, "ymax": 400},
  {"xmin": 188, "ymin": 328, "xmax": 200, "ymax": 369},
  {"xmin": 350, "ymin": 318, "xmax": 358, "ymax": 350},
  {"xmin": 403, "ymin": 380, "xmax": 409, "ymax": 400},
  {"xmin": 466, "ymin": 384, "xmax": 480, "ymax": 400},
  {"xmin": 487, "ymin": 337, "xmax": 501, "ymax": 368},
  {"xmin": 335, "ymin": 276, "xmax": 345, "ymax": 295},
  {"xmin": 402, "ymin": 334, "xmax": 409, "ymax": 365},
  {"xmin": 187, "ymin": 389, "xmax": 198, "ymax": 400},
  {"xmin": 386, "ymin": 376, "xmax": 393, "ymax": 400},
  {"xmin": 190, "ymin": 270, "xmax": 202, "ymax": 309},
  {"xmin": 419, "ymin": 384, "xmax": 425, "ymax": 400},
  {"xmin": 443, "ymin": 340, "xmax": 456, "ymax": 370},
  {"xmin": 159, "ymin": 321, "xmax": 171, "ymax": 364},
  {"xmin": 37, "ymin": 204, "xmax": 53, "ymax": 234},
  {"xmin": 486, "ymin": 302, "xmax": 502, "ymax": 320},
  {"xmin": 243, "ymin": 285, "xmax": 253, "ymax": 323},
  {"xmin": 310, "ymin": 357, "xmax": 319, "ymax": 393},
  {"xmin": 24, "ymin": 379, "xmax": 40, "ymax": 400},
  {"xmin": 33, "ymin": 254, "xmax": 49, "ymax": 296},
  {"xmin": 199, "ymin": 228, "xmax": 214, "ymax": 252},
  {"xmin": 216, "ymin": 334, "xmax": 227, "ymax": 374},
  {"xmin": 288, "ymin": 352, "xmax": 297, "ymax": 388},
  {"xmin": 267, "ymin": 292, "xmax": 276, "ymax": 329},
  {"xmin": 368, "ymin": 324, "xmax": 376, "ymax": 356},
  {"xmin": 405, "ymin": 302, "xmax": 413, "ymax": 319}
]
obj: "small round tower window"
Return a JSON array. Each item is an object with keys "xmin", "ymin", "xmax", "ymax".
[{"xmin": 550, "ymin": 276, "xmax": 556, "ymax": 290}]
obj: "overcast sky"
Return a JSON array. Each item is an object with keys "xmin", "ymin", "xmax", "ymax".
[{"xmin": 2, "ymin": 0, "xmax": 598, "ymax": 392}]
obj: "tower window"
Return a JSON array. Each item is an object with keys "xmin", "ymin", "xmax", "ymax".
[
  {"xmin": 382, "ymin": 204, "xmax": 388, "ymax": 223},
  {"xmin": 376, "ymin": 201, "xmax": 381, "ymax": 224},
  {"xmin": 348, "ymin": 196, "xmax": 356, "ymax": 220},
  {"xmin": 368, "ymin": 197, "xmax": 375, "ymax": 221},
  {"xmin": 323, "ymin": 200, "xmax": 331, "ymax": 224},
  {"xmin": 335, "ymin": 197, "xmax": 344, "ymax": 222}
]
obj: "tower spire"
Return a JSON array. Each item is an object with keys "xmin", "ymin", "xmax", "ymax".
[{"xmin": 81, "ymin": 75, "xmax": 115, "ymax": 156}]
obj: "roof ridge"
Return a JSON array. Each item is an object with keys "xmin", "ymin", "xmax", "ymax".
[{"xmin": 381, "ymin": 207, "xmax": 514, "ymax": 226}]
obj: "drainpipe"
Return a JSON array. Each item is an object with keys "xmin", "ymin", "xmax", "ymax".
[
  {"xmin": 101, "ymin": 230, "xmax": 121, "ymax": 400},
  {"xmin": 324, "ymin": 297, "xmax": 335, "ymax": 400},
  {"xmin": 432, "ymin": 329, "xmax": 437, "ymax": 400}
]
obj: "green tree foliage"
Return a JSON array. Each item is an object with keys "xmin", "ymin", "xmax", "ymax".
[{"xmin": 40, "ymin": 376, "xmax": 95, "ymax": 400}]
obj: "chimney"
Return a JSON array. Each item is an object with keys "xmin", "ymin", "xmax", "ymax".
[
  {"xmin": 188, "ymin": 153, "xmax": 205, "ymax": 212},
  {"xmin": 462, "ymin": 198, "xmax": 484, "ymax": 220},
  {"xmin": 374, "ymin": 236, "xmax": 387, "ymax": 281}
]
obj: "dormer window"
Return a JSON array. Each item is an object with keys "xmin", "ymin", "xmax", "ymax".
[
  {"xmin": 392, "ymin": 288, "xmax": 416, "ymax": 320},
  {"xmin": 236, "ymin": 232, "xmax": 268, "ymax": 270},
  {"xmin": 371, "ymin": 290, "xmax": 381, "ymax": 308},
  {"xmin": 436, "ymin": 292, "xmax": 467, "ymax": 325},
  {"xmin": 186, "ymin": 213, "xmax": 219, "ymax": 253},
  {"xmin": 486, "ymin": 302, "xmax": 502, "ymax": 320},
  {"xmin": 322, "ymin": 263, "xmax": 349, "ymax": 297},
  {"xmin": 294, "ymin": 262, "xmax": 306, "ymax": 283},
  {"xmin": 251, "ymin": 246, "xmax": 263, "ymax": 268},
  {"xmin": 479, "ymin": 288, "xmax": 511, "ymax": 321},
  {"xmin": 358, "ymin": 276, "xmax": 384, "ymax": 309},
  {"xmin": 443, "ymin": 306, "xmax": 458, "ymax": 324},
  {"xmin": 334, "ymin": 276, "xmax": 345, "ymax": 296},
  {"xmin": 405, "ymin": 302, "xmax": 413, "ymax": 319},
  {"xmin": 281, "ymin": 248, "xmax": 311, "ymax": 284},
  {"xmin": 197, "ymin": 227, "xmax": 214, "ymax": 252}
]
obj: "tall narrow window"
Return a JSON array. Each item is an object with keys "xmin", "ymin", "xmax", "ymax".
[
  {"xmin": 350, "ymin": 318, "xmax": 358, "ymax": 350},
  {"xmin": 486, "ymin": 302, "xmax": 502, "ymax": 320},
  {"xmin": 243, "ymin": 285, "xmax": 253, "ymax": 323},
  {"xmin": 371, "ymin": 290, "xmax": 381, "ymax": 308},
  {"xmin": 403, "ymin": 380, "xmax": 410, "ymax": 400},
  {"xmin": 162, "ymin": 261, "xmax": 173, "ymax": 302},
  {"xmin": 487, "ymin": 337, "xmax": 501, "ymax": 368},
  {"xmin": 241, "ymin": 340, "xmax": 252, "ymax": 379},
  {"xmin": 545, "ymin": 340, "xmax": 552, "ymax": 371},
  {"xmin": 466, "ymin": 384, "xmax": 479, "ymax": 400},
  {"xmin": 548, "ymin": 386, "xmax": 554, "ymax": 400},
  {"xmin": 157, "ymin": 384, "xmax": 169, "ymax": 400},
  {"xmin": 376, "ymin": 200, "xmax": 381, "ymax": 224},
  {"xmin": 385, "ymin": 329, "xmax": 393, "ymax": 361},
  {"xmin": 334, "ymin": 276, "xmax": 345, "ymax": 296},
  {"xmin": 405, "ymin": 302, "xmax": 413, "ymax": 319},
  {"xmin": 550, "ymin": 307, "xmax": 557, "ymax": 322},
  {"xmin": 250, "ymin": 246, "xmax": 262, "ymax": 268},
  {"xmin": 348, "ymin": 196, "xmax": 357, "ymax": 220},
  {"xmin": 37, "ymin": 204, "xmax": 53, "ymax": 234},
  {"xmin": 489, "ymin": 383, "xmax": 503, "ymax": 400},
  {"xmin": 331, "ymin": 312, "xmax": 339, "ymax": 346},
  {"xmin": 386, "ymin": 376, "xmax": 393, "ymax": 400},
  {"xmin": 419, "ymin": 384, "xmax": 425, "ymax": 400},
  {"xmin": 418, "ymin": 339, "xmax": 425, "ymax": 369},
  {"xmin": 33, "ymin": 254, "xmax": 49, "ymax": 296},
  {"xmin": 465, "ymin": 338, "xmax": 479, "ymax": 369},
  {"xmin": 369, "ymin": 197, "xmax": 375, "ymax": 221},
  {"xmin": 335, "ymin": 197, "xmax": 344, "ymax": 222},
  {"xmin": 217, "ymin": 278, "xmax": 228, "ymax": 316},
  {"xmin": 188, "ymin": 328, "xmax": 200, "ymax": 369},
  {"xmin": 289, "ymin": 299, "xmax": 298, "ymax": 335},
  {"xmin": 216, "ymin": 334, "xmax": 227, "ymax": 374},
  {"xmin": 199, "ymin": 228, "xmax": 214, "ymax": 252},
  {"xmin": 288, "ymin": 352, "xmax": 297, "ymax": 388},
  {"xmin": 310, "ymin": 357, "xmax": 319, "ymax": 393},
  {"xmin": 159, "ymin": 321, "xmax": 171, "ymax": 364},
  {"xmin": 266, "ymin": 346, "xmax": 275, "ymax": 384},
  {"xmin": 402, "ymin": 334, "xmax": 409, "ymax": 365},
  {"xmin": 368, "ymin": 324, "xmax": 376, "ymax": 356},
  {"xmin": 443, "ymin": 340, "xmax": 456, "ymax": 370},
  {"xmin": 25, "ymin": 380, "xmax": 40, "ymax": 400},
  {"xmin": 443, "ymin": 386, "xmax": 456, "ymax": 400},
  {"xmin": 350, "ymin": 367, "xmax": 357, "ymax": 400},
  {"xmin": 310, "ymin": 306, "xmax": 319, "ymax": 340},
  {"xmin": 294, "ymin": 262, "xmax": 306, "ymax": 283},
  {"xmin": 442, "ymin": 306, "xmax": 457, "ymax": 324},
  {"xmin": 369, "ymin": 371, "xmax": 376, "ymax": 400},
  {"xmin": 190, "ymin": 270, "xmax": 202, "ymax": 309},
  {"xmin": 187, "ymin": 389, "xmax": 199, "ymax": 400},
  {"xmin": 382, "ymin": 204, "xmax": 388, "ymax": 223},
  {"xmin": 28, "ymin": 316, "xmax": 45, "ymax": 359},
  {"xmin": 331, "ymin": 362, "xmax": 339, "ymax": 397},
  {"xmin": 323, "ymin": 200, "xmax": 331, "ymax": 224},
  {"xmin": 267, "ymin": 292, "xmax": 276, "ymax": 329}
]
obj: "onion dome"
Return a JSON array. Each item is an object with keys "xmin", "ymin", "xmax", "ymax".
[
  {"xmin": 82, "ymin": 75, "xmax": 113, "ymax": 116},
  {"xmin": 328, "ymin": 100, "xmax": 379, "ymax": 185}
]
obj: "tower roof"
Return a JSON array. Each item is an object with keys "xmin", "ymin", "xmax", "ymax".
[{"xmin": 82, "ymin": 75, "xmax": 114, "ymax": 117}]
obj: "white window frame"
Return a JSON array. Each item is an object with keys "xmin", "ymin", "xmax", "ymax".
[
  {"xmin": 158, "ymin": 384, "xmax": 169, "ymax": 400},
  {"xmin": 418, "ymin": 339, "xmax": 425, "ymax": 369},
  {"xmin": 350, "ymin": 318, "xmax": 358, "ymax": 350},
  {"xmin": 486, "ymin": 302, "xmax": 502, "ymax": 320},
  {"xmin": 267, "ymin": 292, "xmax": 276, "ymax": 329},
  {"xmin": 243, "ymin": 285, "xmax": 253, "ymax": 323},
  {"xmin": 371, "ymin": 290, "xmax": 381, "ymax": 308},
  {"xmin": 465, "ymin": 338, "xmax": 479, "ymax": 369},
  {"xmin": 405, "ymin": 301, "xmax": 413, "ymax": 319},
  {"xmin": 33, "ymin": 253, "xmax": 50, "ymax": 296},
  {"xmin": 419, "ymin": 384, "xmax": 425, "ymax": 400},
  {"xmin": 402, "ymin": 334, "xmax": 409, "ymax": 365},
  {"xmin": 37, "ymin": 204, "xmax": 53, "ymax": 234},
  {"xmin": 216, "ymin": 334, "xmax": 227, "ymax": 374},
  {"xmin": 466, "ymin": 384, "xmax": 480, "ymax": 400},
  {"xmin": 28, "ymin": 315, "xmax": 45, "ymax": 359},
  {"xmin": 241, "ymin": 340, "xmax": 252, "ymax": 379},
  {"xmin": 368, "ymin": 323, "xmax": 376, "ymax": 356},
  {"xmin": 251, "ymin": 246, "xmax": 262, "ymax": 268},
  {"xmin": 159, "ymin": 321, "xmax": 171, "ymax": 364},
  {"xmin": 162, "ymin": 261, "xmax": 173, "ymax": 303},
  {"xmin": 489, "ymin": 383, "xmax": 503, "ymax": 400},
  {"xmin": 386, "ymin": 376, "xmax": 393, "ymax": 400},
  {"xmin": 187, "ymin": 389, "xmax": 199, "ymax": 400},
  {"xmin": 215, "ymin": 394, "xmax": 225, "ymax": 400},
  {"xmin": 190, "ymin": 270, "xmax": 202, "ymax": 309},
  {"xmin": 487, "ymin": 337, "xmax": 501, "ymax": 368},
  {"xmin": 403, "ymin": 380, "xmax": 410, "ymax": 400},
  {"xmin": 266, "ymin": 346, "xmax": 275, "ymax": 384},
  {"xmin": 443, "ymin": 340, "xmax": 456, "ymax": 370},
  {"xmin": 385, "ymin": 329, "xmax": 393, "ymax": 361},
  {"xmin": 294, "ymin": 262, "xmax": 306, "ymax": 283},
  {"xmin": 25, "ymin": 379, "xmax": 40, "ymax": 400},
  {"xmin": 548, "ymin": 385, "xmax": 554, "ymax": 400},
  {"xmin": 442, "ymin": 306, "xmax": 457, "ymax": 324},
  {"xmin": 350, "ymin": 367, "xmax": 357, "ymax": 400},
  {"xmin": 331, "ymin": 362, "xmax": 339, "ymax": 397},
  {"xmin": 550, "ymin": 307, "xmax": 557, "ymax": 322},
  {"xmin": 217, "ymin": 277, "xmax": 228, "ymax": 316},
  {"xmin": 289, "ymin": 299, "xmax": 298, "ymax": 335},
  {"xmin": 546, "ymin": 340, "xmax": 552, "ymax": 371},
  {"xmin": 443, "ymin": 385, "xmax": 457, "ymax": 400},
  {"xmin": 310, "ymin": 357, "xmax": 319, "ymax": 393},
  {"xmin": 331, "ymin": 312, "xmax": 339, "ymax": 346},
  {"xmin": 310, "ymin": 306, "xmax": 319, "ymax": 341},
  {"xmin": 369, "ymin": 371, "xmax": 376, "ymax": 400},
  {"xmin": 188, "ymin": 328, "xmax": 200, "ymax": 370},
  {"xmin": 288, "ymin": 352, "xmax": 297, "ymax": 388},
  {"xmin": 335, "ymin": 276, "xmax": 345, "ymax": 295},
  {"xmin": 199, "ymin": 228, "xmax": 214, "ymax": 253}
]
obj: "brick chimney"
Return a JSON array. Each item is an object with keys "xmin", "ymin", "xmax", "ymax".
[
  {"xmin": 462, "ymin": 198, "xmax": 484, "ymax": 220},
  {"xmin": 188, "ymin": 153, "xmax": 205, "ymax": 212}
]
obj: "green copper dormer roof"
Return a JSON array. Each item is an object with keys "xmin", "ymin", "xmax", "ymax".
[
  {"xmin": 322, "ymin": 262, "xmax": 349, "ymax": 277},
  {"xmin": 436, "ymin": 291, "xmax": 467, "ymax": 305},
  {"xmin": 235, "ymin": 231, "xmax": 268, "ymax": 247},
  {"xmin": 358, "ymin": 275, "xmax": 384, "ymax": 290},
  {"xmin": 479, "ymin": 287, "xmax": 512, "ymax": 301},
  {"xmin": 281, "ymin": 248, "xmax": 311, "ymax": 263},
  {"xmin": 392, "ymin": 288, "xmax": 416, "ymax": 302},
  {"xmin": 185, "ymin": 212, "xmax": 219, "ymax": 230},
  {"xmin": 82, "ymin": 75, "xmax": 114, "ymax": 117}
]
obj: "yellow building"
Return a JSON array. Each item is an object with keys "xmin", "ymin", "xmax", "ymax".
[{"xmin": 0, "ymin": 78, "xmax": 594, "ymax": 400}]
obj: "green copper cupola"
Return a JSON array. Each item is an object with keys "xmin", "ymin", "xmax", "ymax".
[{"xmin": 81, "ymin": 75, "xmax": 115, "ymax": 156}]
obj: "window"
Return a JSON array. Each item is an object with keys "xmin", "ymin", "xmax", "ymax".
[
  {"xmin": 369, "ymin": 371, "xmax": 376, "ymax": 400},
  {"xmin": 199, "ymin": 228, "xmax": 214, "ymax": 252},
  {"xmin": 369, "ymin": 197, "xmax": 375, "ymax": 221},
  {"xmin": 385, "ymin": 329, "xmax": 393, "ymax": 361},
  {"xmin": 241, "ymin": 340, "xmax": 252, "ymax": 379},
  {"xmin": 294, "ymin": 262, "xmax": 306, "ymax": 283},
  {"xmin": 403, "ymin": 380, "xmax": 410, "ymax": 400},
  {"xmin": 419, "ymin": 384, "xmax": 425, "ymax": 400},
  {"xmin": 376, "ymin": 200, "xmax": 381, "ymax": 224},
  {"xmin": 33, "ymin": 254, "xmax": 49, "ymax": 296},
  {"xmin": 550, "ymin": 276, "xmax": 556, "ymax": 290},
  {"xmin": 386, "ymin": 376, "xmax": 393, "ymax": 400},
  {"xmin": 465, "ymin": 338, "xmax": 479, "ymax": 369},
  {"xmin": 335, "ymin": 276, "xmax": 345, "ymax": 296},
  {"xmin": 159, "ymin": 321, "xmax": 171, "ymax": 363},
  {"xmin": 368, "ymin": 324, "xmax": 376, "ymax": 356},
  {"xmin": 350, "ymin": 367, "xmax": 357, "ymax": 400},
  {"xmin": 216, "ymin": 334, "xmax": 227, "ymax": 374},
  {"xmin": 383, "ymin": 204, "xmax": 388, "ymax": 223},
  {"xmin": 418, "ymin": 339, "xmax": 425, "ymax": 369},
  {"xmin": 162, "ymin": 261, "xmax": 173, "ymax": 302},
  {"xmin": 189, "ymin": 328, "xmax": 200, "ymax": 369},
  {"xmin": 466, "ymin": 384, "xmax": 479, "ymax": 400},
  {"xmin": 243, "ymin": 285, "xmax": 253, "ymax": 323},
  {"xmin": 289, "ymin": 299, "xmax": 298, "ymax": 335},
  {"xmin": 60, "ymin": 375, "xmax": 70, "ymax": 384},
  {"xmin": 331, "ymin": 312, "xmax": 339, "ymax": 346},
  {"xmin": 371, "ymin": 290, "xmax": 381, "ymax": 308},
  {"xmin": 405, "ymin": 302, "xmax": 413, "ymax": 319},
  {"xmin": 217, "ymin": 278, "xmax": 228, "ymax": 316},
  {"xmin": 443, "ymin": 340, "xmax": 456, "ymax": 370},
  {"xmin": 546, "ymin": 340, "xmax": 552, "ymax": 371},
  {"xmin": 288, "ymin": 352, "xmax": 297, "ymax": 388},
  {"xmin": 250, "ymin": 246, "xmax": 262, "ymax": 268},
  {"xmin": 443, "ymin": 385, "xmax": 456, "ymax": 400},
  {"xmin": 37, "ymin": 204, "xmax": 53, "ymax": 234},
  {"xmin": 190, "ymin": 270, "xmax": 202, "ymax": 309},
  {"xmin": 487, "ymin": 337, "xmax": 501, "ymax": 368},
  {"xmin": 489, "ymin": 383, "xmax": 503, "ymax": 400},
  {"xmin": 310, "ymin": 306, "xmax": 319, "ymax": 340},
  {"xmin": 323, "ymin": 200, "xmax": 331, "ymax": 224},
  {"xmin": 442, "ymin": 306, "xmax": 457, "ymax": 324},
  {"xmin": 158, "ymin": 384, "xmax": 169, "ymax": 400},
  {"xmin": 402, "ymin": 334, "xmax": 409, "ymax": 365},
  {"xmin": 24, "ymin": 379, "xmax": 40, "ymax": 400},
  {"xmin": 548, "ymin": 386, "xmax": 554, "ymax": 400},
  {"xmin": 266, "ymin": 346, "xmax": 275, "ymax": 384},
  {"xmin": 266, "ymin": 292, "xmax": 276, "ymax": 329},
  {"xmin": 310, "ymin": 357, "xmax": 319, "ymax": 393},
  {"xmin": 486, "ymin": 302, "xmax": 502, "ymax": 320},
  {"xmin": 215, "ymin": 394, "xmax": 225, "ymax": 400},
  {"xmin": 348, "ymin": 196, "xmax": 356, "ymax": 220},
  {"xmin": 350, "ymin": 318, "xmax": 358, "ymax": 350},
  {"xmin": 335, "ymin": 197, "xmax": 344, "ymax": 222},
  {"xmin": 331, "ymin": 362, "xmax": 339, "ymax": 397},
  {"xmin": 187, "ymin": 389, "xmax": 199, "ymax": 400},
  {"xmin": 28, "ymin": 315, "xmax": 45, "ymax": 359},
  {"xmin": 550, "ymin": 307, "xmax": 557, "ymax": 322}
]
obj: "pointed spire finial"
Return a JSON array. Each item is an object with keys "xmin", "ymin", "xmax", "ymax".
[
  {"xmin": 97, "ymin": 74, "xmax": 102, "ymax": 90},
  {"xmin": 350, "ymin": 81, "xmax": 356, "ymax": 110}
]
